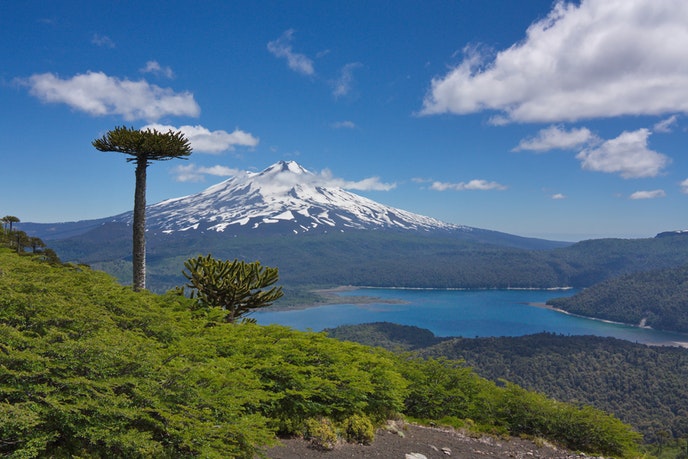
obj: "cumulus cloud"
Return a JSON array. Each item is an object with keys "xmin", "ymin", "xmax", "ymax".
[
  {"xmin": 629, "ymin": 189, "xmax": 666, "ymax": 200},
  {"xmin": 513, "ymin": 125, "xmax": 597, "ymax": 152},
  {"xmin": 575, "ymin": 128, "xmax": 670, "ymax": 178},
  {"xmin": 21, "ymin": 71, "xmax": 199, "ymax": 121},
  {"xmin": 172, "ymin": 164, "xmax": 245, "ymax": 182},
  {"xmin": 316, "ymin": 168, "xmax": 396, "ymax": 191},
  {"xmin": 267, "ymin": 29, "xmax": 314, "ymax": 76},
  {"xmin": 91, "ymin": 33, "xmax": 115, "ymax": 48},
  {"xmin": 551, "ymin": 193, "xmax": 566, "ymax": 200},
  {"xmin": 431, "ymin": 179, "xmax": 507, "ymax": 191},
  {"xmin": 653, "ymin": 115, "xmax": 678, "ymax": 133},
  {"xmin": 680, "ymin": 179, "xmax": 688, "ymax": 194},
  {"xmin": 140, "ymin": 60, "xmax": 174, "ymax": 79},
  {"xmin": 141, "ymin": 124, "xmax": 259, "ymax": 154},
  {"xmin": 421, "ymin": 0, "xmax": 688, "ymax": 123},
  {"xmin": 332, "ymin": 62, "xmax": 361, "ymax": 98}
]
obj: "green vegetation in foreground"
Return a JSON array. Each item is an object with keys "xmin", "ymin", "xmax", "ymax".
[{"xmin": 0, "ymin": 248, "xmax": 642, "ymax": 458}]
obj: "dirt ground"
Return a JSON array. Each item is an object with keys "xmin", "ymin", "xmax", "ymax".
[{"xmin": 265, "ymin": 422, "xmax": 606, "ymax": 459}]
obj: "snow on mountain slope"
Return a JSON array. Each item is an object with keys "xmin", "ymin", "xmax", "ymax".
[{"xmin": 111, "ymin": 161, "xmax": 467, "ymax": 235}]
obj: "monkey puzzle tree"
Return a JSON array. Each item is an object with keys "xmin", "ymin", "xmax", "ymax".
[
  {"xmin": 182, "ymin": 254, "xmax": 284, "ymax": 323},
  {"xmin": 93, "ymin": 126, "xmax": 192, "ymax": 291},
  {"xmin": 2, "ymin": 215, "xmax": 19, "ymax": 232}
]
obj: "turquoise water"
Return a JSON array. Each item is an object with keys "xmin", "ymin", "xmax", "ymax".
[{"xmin": 253, "ymin": 288, "xmax": 688, "ymax": 347}]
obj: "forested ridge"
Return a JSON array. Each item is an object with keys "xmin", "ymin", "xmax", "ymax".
[
  {"xmin": 548, "ymin": 264, "xmax": 688, "ymax": 333},
  {"xmin": 50, "ymin": 227, "xmax": 688, "ymax": 293},
  {"xmin": 0, "ymin": 245, "xmax": 642, "ymax": 457},
  {"xmin": 327, "ymin": 323, "xmax": 688, "ymax": 445}
]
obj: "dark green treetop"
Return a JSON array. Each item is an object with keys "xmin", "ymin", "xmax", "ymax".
[
  {"xmin": 182, "ymin": 254, "xmax": 284, "ymax": 323},
  {"xmin": 92, "ymin": 125, "xmax": 192, "ymax": 164}
]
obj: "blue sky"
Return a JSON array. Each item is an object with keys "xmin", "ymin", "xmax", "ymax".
[{"xmin": 2, "ymin": 0, "xmax": 687, "ymax": 241}]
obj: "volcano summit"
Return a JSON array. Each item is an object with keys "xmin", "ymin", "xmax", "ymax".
[{"xmin": 110, "ymin": 160, "xmax": 465, "ymax": 235}]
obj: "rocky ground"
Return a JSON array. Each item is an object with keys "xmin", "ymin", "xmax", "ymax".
[{"xmin": 265, "ymin": 421, "xmax": 608, "ymax": 459}]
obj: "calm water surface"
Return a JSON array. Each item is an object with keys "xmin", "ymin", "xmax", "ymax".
[{"xmin": 254, "ymin": 288, "xmax": 688, "ymax": 347}]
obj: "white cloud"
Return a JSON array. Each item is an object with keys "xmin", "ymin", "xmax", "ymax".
[
  {"xmin": 653, "ymin": 115, "xmax": 678, "ymax": 133},
  {"xmin": 680, "ymin": 178, "xmax": 688, "ymax": 194},
  {"xmin": 331, "ymin": 120, "xmax": 356, "ymax": 129},
  {"xmin": 551, "ymin": 193, "xmax": 566, "ymax": 200},
  {"xmin": 421, "ymin": 0, "xmax": 688, "ymax": 123},
  {"xmin": 91, "ymin": 33, "xmax": 115, "ymax": 48},
  {"xmin": 629, "ymin": 189, "xmax": 666, "ymax": 200},
  {"xmin": 513, "ymin": 125, "xmax": 597, "ymax": 152},
  {"xmin": 576, "ymin": 128, "xmax": 670, "ymax": 178},
  {"xmin": 317, "ymin": 168, "xmax": 396, "ymax": 191},
  {"xmin": 142, "ymin": 124, "xmax": 259, "ymax": 154},
  {"xmin": 21, "ymin": 71, "xmax": 199, "ymax": 121},
  {"xmin": 332, "ymin": 62, "xmax": 361, "ymax": 98},
  {"xmin": 431, "ymin": 179, "xmax": 507, "ymax": 191},
  {"xmin": 267, "ymin": 29, "xmax": 314, "ymax": 76},
  {"xmin": 172, "ymin": 164, "xmax": 244, "ymax": 182},
  {"xmin": 140, "ymin": 60, "xmax": 175, "ymax": 79}
]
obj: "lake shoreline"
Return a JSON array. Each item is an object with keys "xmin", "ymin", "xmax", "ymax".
[
  {"xmin": 527, "ymin": 301, "xmax": 688, "ymax": 348},
  {"xmin": 263, "ymin": 287, "xmax": 688, "ymax": 348}
]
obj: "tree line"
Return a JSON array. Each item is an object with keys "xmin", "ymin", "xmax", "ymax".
[{"xmin": 1, "ymin": 215, "xmax": 60, "ymax": 263}]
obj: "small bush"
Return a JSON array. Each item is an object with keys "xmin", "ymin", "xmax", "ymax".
[
  {"xmin": 304, "ymin": 417, "xmax": 338, "ymax": 450},
  {"xmin": 343, "ymin": 414, "xmax": 375, "ymax": 444}
]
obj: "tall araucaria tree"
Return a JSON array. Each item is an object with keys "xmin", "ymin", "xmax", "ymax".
[
  {"xmin": 93, "ymin": 126, "xmax": 192, "ymax": 291},
  {"xmin": 2, "ymin": 215, "xmax": 20, "ymax": 232}
]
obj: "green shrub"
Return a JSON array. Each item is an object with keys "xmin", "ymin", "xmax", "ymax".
[
  {"xmin": 343, "ymin": 414, "xmax": 375, "ymax": 444},
  {"xmin": 304, "ymin": 417, "xmax": 338, "ymax": 450}
]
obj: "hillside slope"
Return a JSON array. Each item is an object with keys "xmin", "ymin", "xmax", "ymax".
[
  {"xmin": 0, "ymin": 248, "xmax": 641, "ymax": 457},
  {"xmin": 327, "ymin": 323, "xmax": 688, "ymax": 443},
  {"xmin": 548, "ymin": 264, "xmax": 688, "ymax": 333}
]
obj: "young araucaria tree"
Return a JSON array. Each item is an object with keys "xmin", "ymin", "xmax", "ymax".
[
  {"xmin": 93, "ymin": 126, "xmax": 192, "ymax": 291},
  {"xmin": 182, "ymin": 254, "xmax": 284, "ymax": 323}
]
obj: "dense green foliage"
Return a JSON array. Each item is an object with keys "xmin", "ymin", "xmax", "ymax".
[
  {"xmin": 0, "ymin": 249, "xmax": 642, "ymax": 457},
  {"xmin": 548, "ymin": 265, "xmax": 688, "ymax": 333},
  {"xmin": 182, "ymin": 254, "xmax": 283, "ymax": 323},
  {"xmin": 326, "ymin": 322, "xmax": 448, "ymax": 351},
  {"xmin": 328, "ymin": 323, "xmax": 688, "ymax": 444}
]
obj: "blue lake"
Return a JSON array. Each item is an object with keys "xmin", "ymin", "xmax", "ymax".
[{"xmin": 254, "ymin": 288, "xmax": 688, "ymax": 347}]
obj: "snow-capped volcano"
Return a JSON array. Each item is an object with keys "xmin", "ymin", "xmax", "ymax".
[{"xmin": 111, "ymin": 160, "xmax": 465, "ymax": 235}]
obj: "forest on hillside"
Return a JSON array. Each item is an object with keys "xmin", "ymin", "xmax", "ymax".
[
  {"xmin": 49, "ymin": 228, "xmax": 688, "ymax": 293},
  {"xmin": 327, "ymin": 323, "xmax": 688, "ymax": 444},
  {"xmin": 548, "ymin": 265, "xmax": 688, "ymax": 333}
]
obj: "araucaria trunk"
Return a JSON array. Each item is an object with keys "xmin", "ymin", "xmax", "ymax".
[{"xmin": 132, "ymin": 159, "xmax": 148, "ymax": 291}]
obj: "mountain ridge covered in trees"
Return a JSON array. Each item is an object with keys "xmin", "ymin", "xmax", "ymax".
[
  {"xmin": 327, "ymin": 323, "xmax": 688, "ymax": 447},
  {"xmin": 547, "ymin": 264, "xmax": 688, "ymax": 333},
  {"xmin": 44, "ymin": 226, "xmax": 688, "ymax": 293}
]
